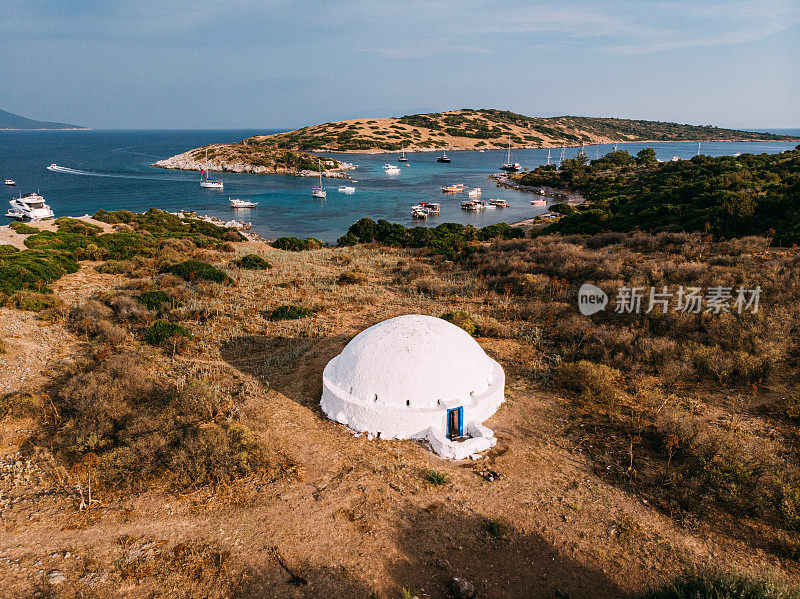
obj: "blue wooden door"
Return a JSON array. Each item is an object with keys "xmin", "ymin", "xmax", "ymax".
[{"xmin": 447, "ymin": 407, "xmax": 463, "ymax": 439}]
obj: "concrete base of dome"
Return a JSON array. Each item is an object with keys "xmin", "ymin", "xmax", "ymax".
[
  {"xmin": 421, "ymin": 421, "xmax": 497, "ymax": 460},
  {"xmin": 321, "ymin": 359, "xmax": 504, "ymax": 459}
]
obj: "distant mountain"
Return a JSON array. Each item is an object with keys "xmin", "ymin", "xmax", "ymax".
[{"xmin": 0, "ymin": 108, "xmax": 87, "ymax": 130}]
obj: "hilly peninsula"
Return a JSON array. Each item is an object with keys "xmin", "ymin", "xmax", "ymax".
[
  {"xmin": 154, "ymin": 110, "xmax": 798, "ymax": 175},
  {"xmin": 0, "ymin": 108, "xmax": 88, "ymax": 130}
]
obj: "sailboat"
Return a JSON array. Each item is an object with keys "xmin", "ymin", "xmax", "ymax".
[
  {"xmin": 546, "ymin": 149, "xmax": 551, "ymax": 166},
  {"xmin": 312, "ymin": 159, "xmax": 326, "ymax": 198},
  {"xmin": 397, "ymin": 146, "xmax": 408, "ymax": 163},
  {"xmin": 436, "ymin": 149, "xmax": 451, "ymax": 163},
  {"xmin": 200, "ymin": 148, "xmax": 223, "ymax": 189},
  {"xmin": 500, "ymin": 135, "xmax": 521, "ymax": 171}
]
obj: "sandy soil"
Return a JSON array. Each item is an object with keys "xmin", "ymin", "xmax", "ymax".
[{"xmin": 0, "ymin": 244, "xmax": 797, "ymax": 598}]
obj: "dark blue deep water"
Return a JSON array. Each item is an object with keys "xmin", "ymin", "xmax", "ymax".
[{"xmin": 1, "ymin": 129, "xmax": 797, "ymax": 242}]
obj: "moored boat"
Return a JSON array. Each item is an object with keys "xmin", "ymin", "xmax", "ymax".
[
  {"xmin": 436, "ymin": 150, "xmax": 451, "ymax": 163},
  {"xmin": 488, "ymin": 199, "xmax": 509, "ymax": 208},
  {"xmin": 229, "ymin": 198, "xmax": 258, "ymax": 208},
  {"xmin": 441, "ymin": 183, "xmax": 465, "ymax": 193},
  {"xmin": 500, "ymin": 135, "xmax": 521, "ymax": 171},
  {"xmin": 312, "ymin": 159, "xmax": 327, "ymax": 198},
  {"xmin": 4, "ymin": 179, "xmax": 15, "ymax": 186},
  {"xmin": 338, "ymin": 185, "xmax": 356, "ymax": 194},
  {"xmin": 200, "ymin": 148, "xmax": 223, "ymax": 189},
  {"xmin": 6, "ymin": 192, "xmax": 55, "ymax": 220}
]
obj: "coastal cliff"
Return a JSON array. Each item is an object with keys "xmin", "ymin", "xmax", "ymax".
[{"xmin": 153, "ymin": 144, "xmax": 354, "ymax": 178}]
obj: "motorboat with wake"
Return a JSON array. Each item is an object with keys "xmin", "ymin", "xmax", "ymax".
[
  {"xmin": 384, "ymin": 163, "xmax": 401, "ymax": 174},
  {"xmin": 6, "ymin": 192, "xmax": 54, "ymax": 220},
  {"xmin": 4, "ymin": 179, "xmax": 15, "ymax": 186},
  {"xmin": 338, "ymin": 185, "xmax": 356, "ymax": 194}
]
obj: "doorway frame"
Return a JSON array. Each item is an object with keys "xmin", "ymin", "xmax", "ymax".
[{"xmin": 446, "ymin": 406, "xmax": 463, "ymax": 439}]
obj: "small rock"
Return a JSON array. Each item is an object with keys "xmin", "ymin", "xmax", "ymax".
[
  {"xmin": 47, "ymin": 570, "xmax": 66, "ymax": 584},
  {"xmin": 448, "ymin": 576, "xmax": 476, "ymax": 599}
]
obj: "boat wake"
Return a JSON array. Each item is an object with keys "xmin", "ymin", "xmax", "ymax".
[{"xmin": 46, "ymin": 164, "xmax": 188, "ymax": 182}]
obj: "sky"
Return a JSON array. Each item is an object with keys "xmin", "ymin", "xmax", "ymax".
[{"xmin": 1, "ymin": 0, "xmax": 798, "ymax": 129}]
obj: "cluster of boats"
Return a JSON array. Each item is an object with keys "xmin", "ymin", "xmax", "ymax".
[
  {"xmin": 461, "ymin": 198, "xmax": 510, "ymax": 211},
  {"xmin": 411, "ymin": 202, "xmax": 441, "ymax": 219}
]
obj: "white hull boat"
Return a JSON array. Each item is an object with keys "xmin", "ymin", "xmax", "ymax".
[
  {"xmin": 200, "ymin": 148, "xmax": 223, "ymax": 189},
  {"xmin": 6, "ymin": 193, "xmax": 54, "ymax": 220},
  {"xmin": 230, "ymin": 198, "xmax": 258, "ymax": 208}
]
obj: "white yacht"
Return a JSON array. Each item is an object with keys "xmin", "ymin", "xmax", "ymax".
[
  {"xmin": 338, "ymin": 185, "xmax": 355, "ymax": 194},
  {"xmin": 467, "ymin": 187, "xmax": 482, "ymax": 197},
  {"xmin": 47, "ymin": 163, "xmax": 59, "ymax": 171},
  {"xmin": 200, "ymin": 148, "xmax": 223, "ymax": 189},
  {"xmin": 4, "ymin": 179, "xmax": 15, "ymax": 186},
  {"xmin": 6, "ymin": 193, "xmax": 55, "ymax": 220},
  {"xmin": 383, "ymin": 163, "xmax": 401, "ymax": 174},
  {"xmin": 229, "ymin": 198, "xmax": 258, "ymax": 208},
  {"xmin": 312, "ymin": 159, "xmax": 327, "ymax": 198}
]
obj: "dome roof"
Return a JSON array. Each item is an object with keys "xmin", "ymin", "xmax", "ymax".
[{"xmin": 324, "ymin": 314, "xmax": 496, "ymax": 409}]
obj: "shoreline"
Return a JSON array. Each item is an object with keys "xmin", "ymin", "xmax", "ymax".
[{"xmin": 314, "ymin": 137, "xmax": 800, "ymax": 155}]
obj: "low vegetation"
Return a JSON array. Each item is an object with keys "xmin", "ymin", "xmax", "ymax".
[
  {"xmin": 517, "ymin": 146, "xmax": 800, "ymax": 244},
  {"xmin": 640, "ymin": 570, "xmax": 800, "ymax": 599},
  {"xmin": 234, "ymin": 253, "xmax": 272, "ymax": 269},
  {"xmin": 270, "ymin": 304, "xmax": 312, "ymax": 320}
]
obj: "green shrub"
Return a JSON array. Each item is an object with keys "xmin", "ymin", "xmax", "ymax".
[
  {"xmin": 338, "ymin": 268, "xmax": 366, "ymax": 285},
  {"xmin": 168, "ymin": 260, "xmax": 233, "ymax": 285},
  {"xmin": 10, "ymin": 221, "xmax": 40, "ymax": 235},
  {"xmin": 137, "ymin": 290, "xmax": 178, "ymax": 310},
  {"xmin": 0, "ymin": 245, "xmax": 19, "ymax": 256},
  {"xmin": 96, "ymin": 260, "xmax": 135, "ymax": 274},
  {"xmin": 555, "ymin": 360, "xmax": 621, "ymax": 408},
  {"xmin": 273, "ymin": 237, "xmax": 323, "ymax": 251},
  {"xmin": 440, "ymin": 311, "xmax": 478, "ymax": 336},
  {"xmin": 423, "ymin": 470, "xmax": 449, "ymax": 485},
  {"xmin": 270, "ymin": 305, "xmax": 312, "ymax": 320},
  {"xmin": 5, "ymin": 291, "xmax": 60, "ymax": 312},
  {"xmin": 639, "ymin": 570, "xmax": 800, "ymax": 599},
  {"xmin": 144, "ymin": 320, "xmax": 191, "ymax": 346},
  {"xmin": 234, "ymin": 254, "xmax": 272, "ymax": 269}
]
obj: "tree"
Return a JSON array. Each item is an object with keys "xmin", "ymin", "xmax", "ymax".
[{"xmin": 636, "ymin": 147, "xmax": 658, "ymax": 166}]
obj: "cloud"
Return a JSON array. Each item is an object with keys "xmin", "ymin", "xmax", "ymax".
[
  {"xmin": 604, "ymin": 18, "xmax": 797, "ymax": 55},
  {"xmin": 366, "ymin": 44, "xmax": 490, "ymax": 59}
]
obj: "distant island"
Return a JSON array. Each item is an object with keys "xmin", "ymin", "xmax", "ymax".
[
  {"xmin": 154, "ymin": 109, "xmax": 798, "ymax": 176},
  {"xmin": 250, "ymin": 109, "xmax": 797, "ymax": 152},
  {"xmin": 0, "ymin": 108, "xmax": 88, "ymax": 130}
]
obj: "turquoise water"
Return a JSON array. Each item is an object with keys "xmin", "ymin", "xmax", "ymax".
[{"xmin": 1, "ymin": 129, "xmax": 797, "ymax": 242}]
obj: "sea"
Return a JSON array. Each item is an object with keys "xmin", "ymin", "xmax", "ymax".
[{"xmin": 1, "ymin": 129, "xmax": 798, "ymax": 242}]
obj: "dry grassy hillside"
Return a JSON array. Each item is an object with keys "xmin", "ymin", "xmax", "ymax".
[
  {"xmin": 246, "ymin": 108, "xmax": 794, "ymax": 153},
  {"xmin": 1, "ymin": 223, "xmax": 799, "ymax": 598}
]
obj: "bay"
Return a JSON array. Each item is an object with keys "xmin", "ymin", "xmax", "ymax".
[{"xmin": 1, "ymin": 129, "xmax": 797, "ymax": 242}]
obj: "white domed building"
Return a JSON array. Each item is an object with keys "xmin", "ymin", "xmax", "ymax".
[{"xmin": 321, "ymin": 314, "xmax": 505, "ymax": 459}]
